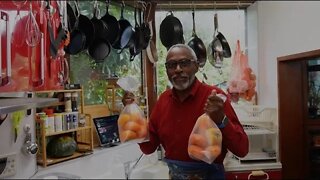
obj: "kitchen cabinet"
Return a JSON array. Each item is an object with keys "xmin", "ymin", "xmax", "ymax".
[
  {"xmin": 34, "ymin": 87, "xmax": 93, "ymax": 167},
  {"xmin": 278, "ymin": 49, "xmax": 320, "ymax": 179},
  {"xmin": 226, "ymin": 169, "xmax": 282, "ymax": 180}
]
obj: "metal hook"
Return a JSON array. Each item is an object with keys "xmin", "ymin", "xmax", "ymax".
[{"xmin": 121, "ymin": 1, "xmax": 125, "ymax": 8}]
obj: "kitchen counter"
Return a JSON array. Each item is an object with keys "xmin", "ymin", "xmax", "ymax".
[
  {"xmin": 31, "ymin": 144, "xmax": 282, "ymax": 179},
  {"xmin": 224, "ymin": 157, "xmax": 282, "ymax": 172}
]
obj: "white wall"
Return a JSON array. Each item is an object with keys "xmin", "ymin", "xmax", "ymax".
[
  {"xmin": 247, "ymin": 1, "xmax": 320, "ymax": 107},
  {"xmin": 0, "ymin": 112, "xmax": 37, "ymax": 178}
]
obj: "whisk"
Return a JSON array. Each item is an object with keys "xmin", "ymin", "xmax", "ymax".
[{"xmin": 25, "ymin": 3, "xmax": 41, "ymax": 47}]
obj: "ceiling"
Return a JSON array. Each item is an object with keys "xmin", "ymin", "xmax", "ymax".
[{"xmin": 116, "ymin": 0, "xmax": 256, "ymax": 10}]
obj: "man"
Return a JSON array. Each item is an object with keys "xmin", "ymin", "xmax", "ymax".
[{"xmin": 123, "ymin": 44, "xmax": 248, "ymax": 179}]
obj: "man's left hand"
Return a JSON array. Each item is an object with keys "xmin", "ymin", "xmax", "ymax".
[{"xmin": 204, "ymin": 90, "xmax": 225, "ymax": 125}]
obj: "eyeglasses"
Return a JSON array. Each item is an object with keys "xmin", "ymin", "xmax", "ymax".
[{"xmin": 165, "ymin": 59, "xmax": 196, "ymax": 70}]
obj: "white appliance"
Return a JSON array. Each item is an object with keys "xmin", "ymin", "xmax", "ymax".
[
  {"xmin": 232, "ymin": 105, "xmax": 279, "ymax": 163},
  {"xmin": 0, "ymin": 92, "xmax": 57, "ymax": 178}
]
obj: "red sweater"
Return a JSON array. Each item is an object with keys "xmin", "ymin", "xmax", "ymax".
[{"xmin": 139, "ymin": 79, "xmax": 249, "ymax": 164}]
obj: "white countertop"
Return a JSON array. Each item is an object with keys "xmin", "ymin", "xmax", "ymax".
[
  {"xmin": 31, "ymin": 144, "xmax": 282, "ymax": 179},
  {"xmin": 224, "ymin": 157, "xmax": 282, "ymax": 172}
]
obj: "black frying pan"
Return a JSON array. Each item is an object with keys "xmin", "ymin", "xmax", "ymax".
[
  {"xmin": 101, "ymin": 0, "xmax": 120, "ymax": 45},
  {"xmin": 122, "ymin": 7, "xmax": 139, "ymax": 51},
  {"xmin": 160, "ymin": 11, "xmax": 184, "ymax": 50},
  {"xmin": 113, "ymin": 3, "xmax": 131, "ymax": 50},
  {"xmin": 75, "ymin": 0, "xmax": 95, "ymax": 50},
  {"xmin": 88, "ymin": 38, "xmax": 111, "ymax": 62},
  {"xmin": 90, "ymin": 3, "xmax": 107, "ymax": 40},
  {"xmin": 64, "ymin": 4, "xmax": 86, "ymax": 55},
  {"xmin": 187, "ymin": 9, "xmax": 207, "ymax": 68},
  {"xmin": 213, "ymin": 13, "xmax": 231, "ymax": 58},
  {"xmin": 67, "ymin": 2, "xmax": 76, "ymax": 32},
  {"xmin": 88, "ymin": 2, "xmax": 110, "ymax": 62},
  {"xmin": 139, "ymin": 6, "xmax": 151, "ymax": 50}
]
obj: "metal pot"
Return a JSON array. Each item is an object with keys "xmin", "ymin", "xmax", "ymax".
[
  {"xmin": 88, "ymin": 2, "xmax": 111, "ymax": 62},
  {"xmin": 160, "ymin": 11, "xmax": 184, "ymax": 50},
  {"xmin": 100, "ymin": 0, "xmax": 120, "ymax": 45},
  {"xmin": 187, "ymin": 9, "xmax": 207, "ymax": 68},
  {"xmin": 208, "ymin": 13, "xmax": 231, "ymax": 69},
  {"xmin": 113, "ymin": 3, "xmax": 132, "ymax": 50}
]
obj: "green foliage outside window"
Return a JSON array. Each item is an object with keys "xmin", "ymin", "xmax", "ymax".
[{"xmin": 69, "ymin": 1, "xmax": 141, "ymax": 105}]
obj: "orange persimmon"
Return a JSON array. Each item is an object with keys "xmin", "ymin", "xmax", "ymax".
[
  {"xmin": 205, "ymin": 145, "xmax": 222, "ymax": 158},
  {"xmin": 205, "ymin": 128, "xmax": 222, "ymax": 146},
  {"xmin": 137, "ymin": 125, "xmax": 148, "ymax": 138},
  {"xmin": 197, "ymin": 114, "xmax": 211, "ymax": 131},
  {"xmin": 123, "ymin": 121, "xmax": 141, "ymax": 132},
  {"xmin": 118, "ymin": 114, "xmax": 131, "ymax": 127},
  {"xmin": 120, "ymin": 130, "xmax": 138, "ymax": 142},
  {"xmin": 188, "ymin": 145, "xmax": 206, "ymax": 161},
  {"xmin": 189, "ymin": 133, "xmax": 208, "ymax": 149}
]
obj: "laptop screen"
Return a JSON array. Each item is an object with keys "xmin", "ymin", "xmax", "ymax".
[{"xmin": 93, "ymin": 115, "xmax": 120, "ymax": 146}]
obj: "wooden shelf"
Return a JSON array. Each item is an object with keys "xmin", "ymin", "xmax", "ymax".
[
  {"xmin": 35, "ymin": 86, "xmax": 94, "ymax": 168},
  {"xmin": 45, "ymin": 126, "xmax": 92, "ymax": 137},
  {"xmin": 36, "ymin": 89, "xmax": 82, "ymax": 93},
  {"xmin": 37, "ymin": 151, "xmax": 92, "ymax": 166}
]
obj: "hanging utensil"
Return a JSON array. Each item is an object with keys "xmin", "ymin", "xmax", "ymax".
[
  {"xmin": 1, "ymin": 11, "xmax": 11, "ymax": 86},
  {"xmin": 25, "ymin": 3, "xmax": 41, "ymax": 47},
  {"xmin": 32, "ymin": 32, "xmax": 45, "ymax": 87},
  {"xmin": 208, "ymin": 13, "xmax": 225, "ymax": 72},
  {"xmin": 11, "ymin": 0, "xmax": 27, "ymax": 47},
  {"xmin": 159, "ymin": 11, "xmax": 184, "ymax": 50},
  {"xmin": 187, "ymin": 8, "xmax": 207, "ymax": 68},
  {"xmin": 101, "ymin": 0, "xmax": 120, "ymax": 45}
]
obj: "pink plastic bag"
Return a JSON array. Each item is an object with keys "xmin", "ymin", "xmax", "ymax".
[
  {"xmin": 188, "ymin": 114, "xmax": 222, "ymax": 164},
  {"xmin": 227, "ymin": 40, "xmax": 257, "ymax": 102},
  {"xmin": 228, "ymin": 40, "xmax": 249, "ymax": 94}
]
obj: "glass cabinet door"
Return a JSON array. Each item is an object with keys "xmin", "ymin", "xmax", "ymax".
[{"xmin": 307, "ymin": 59, "xmax": 320, "ymax": 119}]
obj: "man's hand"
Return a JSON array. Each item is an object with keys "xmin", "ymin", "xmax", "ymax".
[
  {"xmin": 204, "ymin": 90, "xmax": 225, "ymax": 125},
  {"xmin": 122, "ymin": 91, "xmax": 135, "ymax": 106}
]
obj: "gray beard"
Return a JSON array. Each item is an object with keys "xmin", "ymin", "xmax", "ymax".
[{"xmin": 171, "ymin": 74, "xmax": 195, "ymax": 91}]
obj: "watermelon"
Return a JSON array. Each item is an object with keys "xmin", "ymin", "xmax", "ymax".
[{"xmin": 46, "ymin": 136, "xmax": 78, "ymax": 158}]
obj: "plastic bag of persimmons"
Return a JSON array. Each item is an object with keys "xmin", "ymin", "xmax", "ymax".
[
  {"xmin": 188, "ymin": 113, "xmax": 222, "ymax": 164},
  {"xmin": 117, "ymin": 103, "xmax": 149, "ymax": 144}
]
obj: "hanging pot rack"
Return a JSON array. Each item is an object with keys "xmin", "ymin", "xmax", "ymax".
[{"xmin": 114, "ymin": 1, "xmax": 256, "ymax": 10}]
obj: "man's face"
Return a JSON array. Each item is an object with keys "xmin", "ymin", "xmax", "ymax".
[{"xmin": 165, "ymin": 47, "xmax": 198, "ymax": 90}]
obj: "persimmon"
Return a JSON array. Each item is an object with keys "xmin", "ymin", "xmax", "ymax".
[
  {"xmin": 197, "ymin": 114, "xmax": 211, "ymax": 131},
  {"xmin": 135, "ymin": 116, "xmax": 146, "ymax": 126},
  {"xmin": 118, "ymin": 114, "xmax": 131, "ymax": 127},
  {"xmin": 123, "ymin": 121, "xmax": 141, "ymax": 132},
  {"xmin": 188, "ymin": 145, "xmax": 206, "ymax": 161},
  {"xmin": 137, "ymin": 125, "xmax": 148, "ymax": 138},
  {"xmin": 205, "ymin": 128, "xmax": 222, "ymax": 146},
  {"xmin": 120, "ymin": 130, "xmax": 138, "ymax": 142},
  {"xmin": 205, "ymin": 145, "xmax": 222, "ymax": 158},
  {"xmin": 189, "ymin": 133, "xmax": 208, "ymax": 149},
  {"xmin": 130, "ymin": 112, "xmax": 141, "ymax": 122}
]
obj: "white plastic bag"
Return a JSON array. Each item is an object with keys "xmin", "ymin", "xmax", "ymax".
[
  {"xmin": 116, "ymin": 76, "xmax": 148, "ymax": 144},
  {"xmin": 188, "ymin": 114, "xmax": 222, "ymax": 164},
  {"xmin": 118, "ymin": 103, "xmax": 149, "ymax": 143}
]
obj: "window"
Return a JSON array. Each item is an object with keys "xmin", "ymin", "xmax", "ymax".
[
  {"xmin": 69, "ymin": 1, "xmax": 141, "ymax": 105},
  {"xmin": 155, "ymin": 9, "xmax": 246, "ymax": 95}
]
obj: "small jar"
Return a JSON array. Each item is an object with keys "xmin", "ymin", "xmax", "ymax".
[
  {"xmin": 71, "ymin": 92, "xmax": 78, "ymax": 112},
  {"xmin": 64, "ymin": 92, "xmax": 72, "ymax": 112}
]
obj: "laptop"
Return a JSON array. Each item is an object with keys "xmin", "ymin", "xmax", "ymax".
[{"xmin": 93, "ymin": 115, "xmax": 121, "ymax": 147}]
